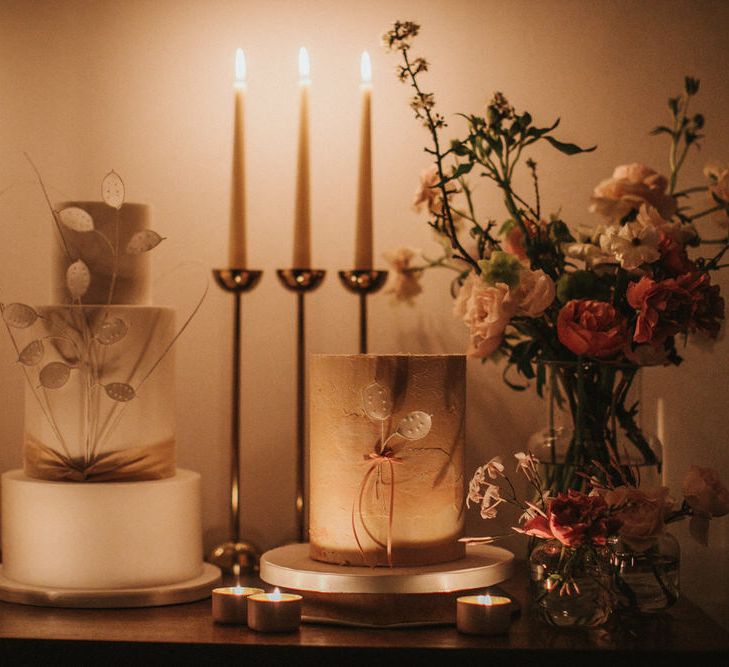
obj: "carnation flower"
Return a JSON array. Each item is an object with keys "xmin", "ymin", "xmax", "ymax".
[
  {"xmin": 522, "ymin": 490, "xmax": 621, "ymax": 548},
  {"xmin": 679, "ymin": 271, "xmax": 725, "ymax": 339},
  {"xmin": 627, "ymin": 276, "xmax": 693, "ymax": 344},
  {"xmin": 454, "ymin": 273, "xmax": 517, "ymax": 358},
  {"xmin": 658, "ymin": 235, "xmax": 695, "ymax": 277},
  {"xmin": 383, "ymin": 247, "xmax": 423, "ymax": 303},
  {"xmin": 557, "ymin": 299, "xmax": 628, "ymax": 358},
  {"xmin": 590, "ymin": 163, "xmax": 677, "ymax": 221}
]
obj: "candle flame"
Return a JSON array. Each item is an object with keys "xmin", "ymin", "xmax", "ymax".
[
  {"xmin": 360, "ymin": 51, "xmax": 372, "ymax": 84},
  {"xmin": 476, "ymin": 594, "xmax": 493, "ymax": 605},
  {"xmin": 298, "ymin": 47, "xmax": 311, "ymax": 82},
  {"xmin": 232, "ymin": 585, "xmax": 245, "ymax": 595},
  {"xmin": 235, "ymin": 48, "xmax": 247, "ymax": 85},
  {"xmin": 270, "ymin": 587, "xmax": 282, "ymax": 601}
]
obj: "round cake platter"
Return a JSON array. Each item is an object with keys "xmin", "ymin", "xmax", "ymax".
[
  {"xmin": 260, "ymin": 543, "xmax": 515, "ymax": 628},
  {"xmin": 0, "ymin": 563, "xmax": 221, "ymax": 608}
]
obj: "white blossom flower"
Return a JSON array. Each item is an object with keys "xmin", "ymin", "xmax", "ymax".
[
  {"xmin": 514, "ymin": 451, "xmax": 539, "ymax": 479},
  {"xmin": 599, "ymin": 218, "xmax": 661, "ymax": 270},
  {"xmin": 484, "ymin": 456, "xmax": 505, "ymax": 479}
]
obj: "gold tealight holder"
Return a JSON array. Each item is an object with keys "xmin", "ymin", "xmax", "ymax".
[
  {"xmin": 209, "ymin": 268, "xmax": 263, "ymax": 575},
  {"xmin": 337, "ymin": 269, "xmax": 388, "ymax": 353},
  {"xmin": 276, "ymin": 268, "xmax": 326, "ymax": 543}
]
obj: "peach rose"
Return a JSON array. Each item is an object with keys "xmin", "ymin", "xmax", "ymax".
[
  {"xmin": 683, "ymin": 466, "xmax": 729, "ymax": 518},
  {"xmin": 384, "ymin": 247, "xmax": 423, "ymax": 303},
  {"xmin": 513, "ymin": 268, "xmax": 556, "ymax": 317},
  {"xmin": 454, "ymin": 273, "xmax": 517, "ymax": 358},
  {"xmin": 590, "ymin": 163, "xmax": 677, "ymax": 221},
  {"xmin": 604, "ymin": 486, "xmax": 674, "ymax": 551},
  {"xmin": 557, "ymin": 299, "xmax": 628, "ymax": 358}
]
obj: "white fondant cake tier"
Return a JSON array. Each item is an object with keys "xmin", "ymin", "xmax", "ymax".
[
  {"xmin": 1, "ymin": 469, "xmax": 203, "ymax": 590},
  {"xmin": 309, "ymin": 354, "xmax": 466, "ymax": 567},
  {"xmin": 54, "ymin": 202, "xmax": 152, "ymax": 305},
  {"xmin": 22, "ymin": 305, "xmax": 176, "ymax": 481}
]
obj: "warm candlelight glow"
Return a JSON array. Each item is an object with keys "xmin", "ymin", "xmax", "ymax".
[
  {"xmin": 477, "ymin": 594, "xmax": 492, "ymax": 605},
  {"xmin": 298, "ymin": 47, "xmax": 310, "ymax": 83},
  {"xmin": 235, "ymin": 48, "xmax": 247, "ymax": 87},
  {"xmin": 270, "ymin": 587, "xmax": 282, "ymax": 601},
  {"xmin": 360, "ymin": 51, "xmax": 372, "ymax": 84}
]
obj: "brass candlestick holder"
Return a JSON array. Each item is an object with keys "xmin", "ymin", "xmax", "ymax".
[
  {"xmin": 276, "ymin": 268, "xmax": 326, "ymax": 543},
  {"xmin": 338, "ymin": 270, "xmax": 388, "ymax": 353},
  {"xmin": 209, "ymin": 268, "xmax": 263, "ymax": 575}
]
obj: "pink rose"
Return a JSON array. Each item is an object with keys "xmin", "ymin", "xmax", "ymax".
[
  {"xmin": 590, "ymin": 163, "xmax": 677, "ymax": 221},
  {"xmin": 454, "ymin": 273, "xmax": 517, "ymax": 358},
  {"xmin": 557, "ymin": 299, "xmax": 628, "ymax": 358},
  {"xmin": 604, "ymin": 486, "xmax": 673, "ymax": 551},
  {"xmin": 683, "ymin": 466, "xmax": 729, "ymax": 517},
  {"xmin": 514, "ymin": 268, "xmax": 556, "ymax": 317}
]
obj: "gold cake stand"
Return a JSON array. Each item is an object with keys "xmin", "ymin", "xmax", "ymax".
[{"xmin": 260, "ymin": 543, "xmax": 515, "ymax": 627}]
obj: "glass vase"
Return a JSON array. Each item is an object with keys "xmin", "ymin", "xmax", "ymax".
[
  {"xmin": 610, "ymin": 532, "xmax": 680, "ymax": 613},
  {"xmin": 528, "ymin": 360, "xmax": 662, "ymax": 493},
  {"xmin": 529, "ymin": 539, "xmax": 614, "ymax": 628}
]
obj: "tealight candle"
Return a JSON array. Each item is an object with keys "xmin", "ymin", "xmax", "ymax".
[
  {"xmin": 212, "ymin": 586, "xmax": 264, "ymax": 625},
  {"xmin": 247, "ymin": 588, "xmax": 303, "ymax": 633},
  {"xmin": 456, "ymin": 594, "xmax": 512, "ymax": 636}
]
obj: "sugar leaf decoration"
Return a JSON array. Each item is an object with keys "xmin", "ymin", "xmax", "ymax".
[
  {"xmin": 363, "ymin": 382, "xmax": 393, "ymax": 421},
  {"xmin": 101, "ymin": 170, "xmax": 125, "ymax": 210},
  {"xmin": 95, "ymin": 317, "xmax": 128, "ymax": 345},
  {"xmin": 66, "ymin": 260, "xmax": 91, "ymax": 299},
  {"xmin": 104, "ymin": 382, "xmax": 136, "ymax": 402},
  {"xmin": 59, "ymin": 207, "xmax": 94, "ymax": 233},
  {"xmin": 39, "ymin": 361, "xmax": 72, "ymax": 389},
  {"xmin": 2, "ymin": 303, "xmax": 39, "ymax": 328},
  {"xmin": 396, "ymin": 411, "xmax": 432, "ymax": 440},
  {"xmin": 126, "ymin": 229, "xmax": 164, "ymax": 255},
  {"xmin": 18, "ymin": 339, "xmax": 44, "ymax": 366}
]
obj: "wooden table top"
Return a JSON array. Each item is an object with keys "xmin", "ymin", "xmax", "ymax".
[{"xmin": 1, "ymin": 564, "xmax": 727, "ymax": 665}]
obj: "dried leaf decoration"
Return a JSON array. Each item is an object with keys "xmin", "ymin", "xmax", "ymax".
[
  {"xmin": 95, "ymin": 317, "xmax": 128, "ymax": 345},
  {"xmin": 2, "ymin": 303, "xmax": 39, "ymax": 328},
  {"xmin": 102, "ymin": 170, "xmax": 125, "ymax": 210},
  {"xmin": 362, "ymin": 382, "xmax": 393, "ymax": 421},
  {"xmin": 126, "ymin": 230, "xmax": 164, "ymax": 255},
  {"xmin": 59, "ymin": 206, "xmax": 94, "ymax": 233},
  {"xmin": 66, "ymin": 260, "xmax": 91, "ymax": 299},
  {"xmin": 104, "ymin": 382, "xmax": 136, "ymax": 402},
  {"xmin": 18, "ymin": 339, "xmax": 44, "ymax": 366},
  {"xmin": 39, "ymin": 361, "xmax": 72, "ymax": 389},
  {"xmin": 396, "ymin": 411, "xmax": 432, "ymax": 441}
]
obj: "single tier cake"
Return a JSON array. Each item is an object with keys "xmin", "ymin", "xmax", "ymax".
[{"xmin": 309, "ymin": 354, "xmax": 466, "ymax": 567}]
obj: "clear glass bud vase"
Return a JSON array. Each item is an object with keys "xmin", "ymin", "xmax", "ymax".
[
  {"xmin": 529, "ymin": 539, "xmax": 614, "ymax": 628},
  {"xmin": 528, "ymin": 360, "xmax": 663, "ymax": 493},
  {"xmin": 610, "ymin": 532, "xmax": 680, "ymax": 613}
]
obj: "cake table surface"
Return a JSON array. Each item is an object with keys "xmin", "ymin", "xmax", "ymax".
[{"xmin": 0, "ymin": 563, "xmax": 727, "ymax": 666}]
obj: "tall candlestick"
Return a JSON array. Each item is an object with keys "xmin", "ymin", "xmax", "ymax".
[
  {"xmin": 228, "ymin": 48, "xmax": 247, "ymax": 268},
  {"xmin": 354, "ymin": 51, "xmax": 373, "ymax": 270},
  {"xmin": 293, "ymin": 47, "xmax": 311, "ymax": 268}
]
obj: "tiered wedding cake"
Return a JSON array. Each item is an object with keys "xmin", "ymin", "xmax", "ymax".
[
  {"xmin": 1, "ymin": 191, "xmax": 212, "ymax": 596},
  {"xmin": 309, "ymin": 354, "xmax": 466, "ymax": 567}
]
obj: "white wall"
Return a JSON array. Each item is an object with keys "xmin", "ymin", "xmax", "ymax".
[{"xmin": 1, "ymin": 0, "xmax": 728, "ymax": 627}]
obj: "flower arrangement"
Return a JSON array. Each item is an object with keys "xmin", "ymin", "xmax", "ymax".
[
  {"xmin": 466, "ymin": 452, "xmax": 729, "ymax": 620},
  {"xmin": 383, "ymin": 21, "xmax": 728, "ymax": 490}
]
